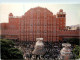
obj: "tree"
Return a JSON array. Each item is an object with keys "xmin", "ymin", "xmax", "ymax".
[
  {"xmin": 0, "ymin": 39, "xmax": 23, "ymax": 59},
  {"xmin": 73, "ymin": 45, "xmax": 80, "ymax": 59}
]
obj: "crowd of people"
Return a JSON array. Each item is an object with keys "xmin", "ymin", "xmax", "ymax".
[{"xmin": 15, "ymin": 41, "xmax": 75, "ymax": 60}]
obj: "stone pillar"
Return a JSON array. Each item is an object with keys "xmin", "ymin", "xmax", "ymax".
[
  {"xmin": 32, "ymin": 38, "xmax": 46, "ymax": 55},
  {"xmin": 60, "ymin": 43, "xmax": 72, "ymax": 60}
]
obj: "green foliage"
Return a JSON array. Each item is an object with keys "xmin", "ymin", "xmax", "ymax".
[
  {"xmin": 73, "ymin": 45, "xmax": 80, "ymax": 59},
  {"xmin": 0, "ymin": 39, "xmax": 23, "ymax": 59}
]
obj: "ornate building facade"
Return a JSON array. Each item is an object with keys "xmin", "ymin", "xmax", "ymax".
[{"xmin": 0, "ymin": 7, "xmax": 79, "ymax": 42}]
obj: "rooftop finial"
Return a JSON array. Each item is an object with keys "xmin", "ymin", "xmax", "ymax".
[
  {"xmin": 9, "ymin": 13, "xmax": 13, "ymax": 16},
  {"xmin": 59, "ymin": 9, "xmax": 63, "ymax": 12}
]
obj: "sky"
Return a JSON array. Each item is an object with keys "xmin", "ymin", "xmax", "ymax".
[
  {"xmin": 0, "ymin": 0, "xmax": 80, "ymax": 26},
  {"xmin": 0, "ymin": 0, "xmax": 80, "ymax": 4}
]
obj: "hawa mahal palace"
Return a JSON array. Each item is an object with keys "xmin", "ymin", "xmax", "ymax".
[{"xmin": 0, "ymin": 7, "xmax": 79, "ymax": 42}]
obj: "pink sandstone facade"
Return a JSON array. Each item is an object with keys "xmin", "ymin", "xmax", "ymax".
[{"xmin": 0, "ymin": 7, "xmax": 80, "ymax": 42}]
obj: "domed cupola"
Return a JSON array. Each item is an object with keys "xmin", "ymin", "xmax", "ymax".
[
  {"xmin": 59, "ymin": 9, "xmax": 63, "ymax": 12},
  {"xmin": 9, "ymin": 13, "xmax": 13, "ymax": 17}
]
